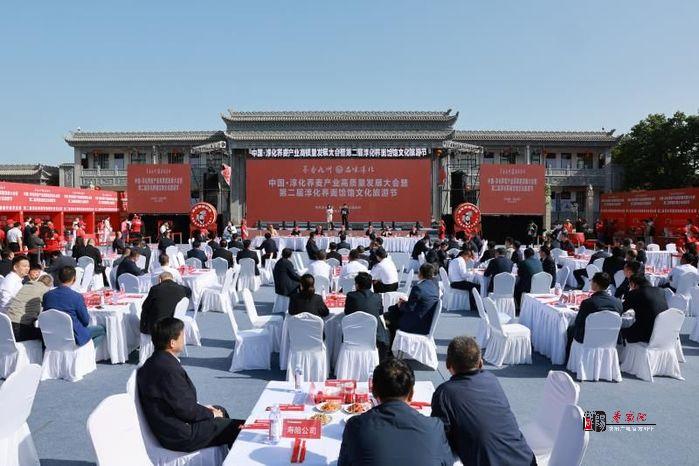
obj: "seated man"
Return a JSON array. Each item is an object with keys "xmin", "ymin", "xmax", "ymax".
[
  {"xmin": 602, "ymin": 247, "xmax": 626, "ymax": 280},
  {"xmin": 338, "ymin": 358, "xmax": 452, "ymax": 466},
  {"xmin": 228, "ymin": 233, "xmax": 244, "ymax": 251},
  {"xmin": 484, "ymin": 247, "xmax": 514, "ymax": 293},
  {"xmin": 514, "ymin": 248, "xmax": 543, "ymax": 305},
  {"xmin": 186, "ymin": 240, "xmax": 208, "ymax": 269},
  {"xmin": 370, "ymin": 248, "xmax": 399, "ymax": 293},
  {"xmin": 236, "ymin": 240, "xmax": 260, "ymax": 276},
  {"xmin": 84, "ymin": 238, "xmax": 106, "ymax": 275},
  {"xmin": 138, "ymin": 318, "xmax": 244, "ymax": 452},
  {"xmin": 326, "ymin": 242, "xmax": 343, "ymax": 263},
  {"xmin": 667, "ymin": 252, "xmax": 698, "ymax": 291},
  {"xmin": 256, "ymin": 232, "xmax": 278, "ymax": 266},
  {"xmin": 0, "ymin": 255, "xmax": 30, "ymax": 314},
  {"xmin": 212, "ymin": 240, "xmax": 235, "ymax": 268},
  {"xmin": 539, "ymin": 245, "xmax": 557, "ymax": 287},
  {"xmin": 116, "ymin": 249, "xmax": 145, "ymax": 280},
  {"xmin": 42, "ymin": 266, "xmax": 105, "ymax": 346},
  {"xmin": 140, "ymin": 272, "xmax": 191, "ymax": 335},
  {"xmin": 614, "ymin": 260, "xmax": 643, "ymax": 299},
  {"xmin": 448, "ymin": 248, "xmax": 479, "ymax": 309},
  {"xmin": 206, "ymin": 233, "xmax": 220, "ymax": 252},
  {"xmin": 307, "ymin": 250, "xmax": 332, "ymax": 281},
  {"xmin": 566, "ymin": 272, "xmax": 623, "ymax": 359},
  {"xmin": 273, "ymin": 248, "xmax": 301, "ymax": 297},
  {"xmin": 337, "ymin": 235, "xmax": 352, "ymax": 252},
  {"xmin": 158, "ymin": 231, "xmax": 176, "ymax": 254},
  {"xmin": 573, "ymin": 242, "xmax": 609, "ymax": 289},
  {"xmin": 340, "ymin": 249, "xmax": 368, "ymax": 279},
  {"xmin": 45, "ymin": 250, "xmax": 77, "ymax": 285},
  {"xmin": 622, "ymin": 273, "xmax": 668, "ymax": 343},
  {"xmin": 7, "ymin": 274, "xmax": 53, "ymax": 341},
  {"xmin": 305, "ymin": 232, "xmax": 321, "ymax": 261},
  {"xmin": 479, "ymin": 241, "xmax": 497, "ymax": 263},
  {"xmin": 385, "ymin": 263, "xmax": 439, "ymax": 339},
  {"xmin": 154, "ymin": 254, "xmax": 183, "ymax": 284},
  {"xmin": 344, "ymin": 272, "xmax": 389, "ymax": 359},
  {"xmin": 432, "ymin": 337, "xmax": 536, "ymax": 466}
]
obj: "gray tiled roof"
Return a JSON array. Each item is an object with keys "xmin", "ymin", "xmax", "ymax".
[
  {"xmin": 454, "ymin": 130, "xmax": 619, "ymax": 143},
  {"xmin": 65, "ymin": 130, "xmax": 224, "ymax": 145},
  {"xmin": 223, "ymin": 110, "xmax": 458, "ymax": 123},
  {"xmin": 224, "ymin": 130, "xmax": 455, "ymax": 141},
  {"xmin": 0, "ymin": 164, "xmax": 58, "ymax": 176}
]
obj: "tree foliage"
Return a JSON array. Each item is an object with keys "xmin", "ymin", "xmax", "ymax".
[{"xmin": 612, "ymin": 111, "xmax": 699, "ymax": 190}]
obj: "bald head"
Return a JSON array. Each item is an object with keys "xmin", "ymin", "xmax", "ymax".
[{"xmin": 159, "ymin": 271, "xmax": 174, "ymax": 283}]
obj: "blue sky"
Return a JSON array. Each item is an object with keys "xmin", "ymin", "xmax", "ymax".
[{"xmin": 1, "ymin": 0, "xmax": 697, "ymax": 164}]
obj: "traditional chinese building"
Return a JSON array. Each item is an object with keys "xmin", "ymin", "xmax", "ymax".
[{"xmin": 0, "ymin": 164, "xmax": 59, "ymax": 185}]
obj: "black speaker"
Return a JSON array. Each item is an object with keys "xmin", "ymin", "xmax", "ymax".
[{"xmin": 450, "ymin": 171, "xmax": 465, "ymax": 210}]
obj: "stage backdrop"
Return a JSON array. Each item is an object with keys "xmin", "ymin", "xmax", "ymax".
[
  {"xmin": 246, "ymin": 158, "xmax": 432, "ymax": 224},
  {"xmin": 127, "ymin": 164, "xmax": 191, "ymax": 214},
  {"xmin": 479, "ymin": 164, "xmax": 546, "ymax": 215}
]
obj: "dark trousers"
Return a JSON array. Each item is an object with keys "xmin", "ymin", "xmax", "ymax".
[
  {"xmin": 566, "ymin": 326, "xmax": 577, "ymax": 361},
  {"xmin": 373, "ymin": 282, "xmax": 398, "ymax": 293},
  {"xmin": 385, "ymin": 304, "xmax": 401, "ymax": 343},
  {"xmin": 450, "ymin": 280, "xmax": 480, "ymax": 311},
  {"xmin": 204, "ymin": 406, "xmax": 244, "ymax": 449},
  {"xmin": 341, "ymin": 215, "xmax": 349, "ymax": 228},
  {"xmin": 8, "ymin": 242, "xmax": 20, "ymax": 252},
  {"xmin": 573, "ymin": 268, "xmax": 587, "ymax": 289},
  {"xmin": 11, "ymin": 322, "xmax": 43, "ymax": 342}
]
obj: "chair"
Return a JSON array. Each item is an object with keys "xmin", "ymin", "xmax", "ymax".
[
  {"xmin": 173, "ymin": 298, "xmax": 201, "ymax": 350},
  {"xmin": 338, "ymin": 276, "xmax": 356, "ymax": 293},
  {"xmin": 582, "ymin": 264, "xmax": 600, "ymax": 292},
  {"xmin": 38, "ymin": 310, "xmax": 97, "ymax": 382},
  {"xmin": 531, "ymin": 272, "xmax": 553, "ymax": 294},
  {"xmin": 490, "ymin": 272, "xmax": 516, "ymax": 319},
  {"xmin": 438, "ymin": 267, "xmax": 469, "ymax": 312},
  {"xmin": 400, "ymin": 269, "xmax": 415, "ymax": 295},
  {"xmin": 286, "ymin": 313, "xmax": 327, "ymax": 381},
  {"xmin": 556, "ymin": 266, "xmax": 571, "ymax": 289},
  {"xmin": 77, "ymin": 255, "xmax": 94, "ymax": 269},
  {"xmin": 226, "ymin": 306, "xmax": 271, "ymax": 371},
  {"xmin": 381, "ymin": 291, "xmax": 407, "ymax": 314},
  {"xmin": 79, "ymin": 262, "xmax": 95, "ymax": 292},
  {"xmin": 202, "ymin": 244, "xmax": 213, "ymax": 257},
  {"xmin": 135, "ymin": 255, "xmax": 147, "ymax": 270},
  {"xmin": 566, "ymin": 311, "xmax": 622, "ymax": 382},
  {"xmin": 313, "ymin": 275, "xmax": 331, "ymax": 296},
  {"xmin": 447, "ymin": 248, "xmax": 461, "ymax": 257},
  {"xmin": 665, "ymin": 289, "xmax": 689, "ymax": 314},
  {"xmin": 0, "ymin": 364, "xmax": 42, "ymax": 466},
  {"xmin": 613, "ymin": 270, "xmax": 625, "ymax": 289},
  {"xmin": 241, "ymin": 289, "xmax": 283, "ymax": 352},
  {"xmin": 621, "ymin": 308, "xmax": 685, "ymax": 381},
  {"xmin": 521, "ymin": 371, "xmax": 580, "ymax": 464},
  {"xmin": 165, "ymin": 245, "xmax": 180, "ymax": 267},
  {"xmin": 70, "ymin": 266, "xmax": 85, "ymax": 292},
  {"xmin": 541, "ymin": 405, "xmax": 590, "ymax": 466},
  {"xmin": 237, "ymin": 258, "xmax": 260, "ymax": 293},
  {"xmin": 272, "ymin": 293, "xmax": 290, "ymax": 314},
  {"xmin": 335, "ymin": 312, "xmax": 379, "ymax": 381},
  {"xmin": 118, "ymin": 273, "xmax": 141, "ymax": 293},
  {"xmin": 675, "ymin": 271, "xmax": 699, "ymax": 298},
  {"xmin": 666, "ymin": 243, "xmax": 677, "ymax": 253},
  {"xmin": 0, "ymin": 314, "xmax": 42, "ymax": 379},
  {"xmin": 104, "ymin": 266, "xmax": 114, "ymax": 289},
  {"xmin": 646, "ymin": 243, "xmax": 660, "ymax": 251},
  {"xmin": 472, "ymin": 288, "xmax": 512, "ymax": 349},
  {"xmin": 200, "ymin": 268, "xmax": 239, "ymax": 315},
  {"xmin": 337, "ymin": 248, "xmax": 350, "ymax": 256},
  {"xmin": 138, "ymin": 333, "xmax": 153, "ymax": 367},
  {"xmin": 184, "ymin": 257, "xmax": 202, "ymax": 269},
  {"xmin": 357, "ymin": 259, "xmax": 369, "ymax": 268},
  {"xmin": 392, "ymin": 300, "xmax": 442, "ymax": 370},
  {"xmin": 482, "ymin": 297, "xmax": 531, "ymax": 367},
  {"xmin": 176, "ymin": 251, "xmax": 186, "ymax": 269},
  {"xmin": 592, "ymin": 258, "xmax": 605, "ymax": 270},
  {"xmin": 211, "ymin": 257, "xmax": 229, "ymax": 284},
  {"xmin": 689, "ymin": 286, "xmax": 699, "ymax": 321},
  {"xmin": 326, "ymin": 257, "xmax": 340, "ymax": 268}
]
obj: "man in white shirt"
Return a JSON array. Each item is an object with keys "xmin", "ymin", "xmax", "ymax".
[
  {"xmin": 371, "ymin": 248, "xmax": 399, "ymax": 293},
  {"xmin": 307, "ymin": 251, "xmax": 332, "ymax": 281},
  {"xmin": 667, "ymin": 252, "xmax": 698, "ymax": 290},
  {"xmin": 341, "ymin": 250, "xmax": 369, "ymax": 279},
  {"xmin": 0, "ymin": 255, "xmax": 30, "ymax": 314},
  {"xmin": 153, "ymin": 254, "xmax": 184, "ymax": 285},
  {"xmin": 6, "ymin": 223, "xmax": 23, "ymax": 252},
  {"xmin": 448, "ymin": 248, "xmax": 479, "ymax": 309}
]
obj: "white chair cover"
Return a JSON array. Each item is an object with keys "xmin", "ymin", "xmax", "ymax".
[
  {"xmin": 200, "ymin": 269, "xmax": 238, "ymax": 315},
  {"xmin": 118, "ymin": 273, "xmax": 141, "ymax": 293},
  {"xmin": 472, "ymin": 288, "xmax": 491, "ymax": 348},
  {"xmin": 338, "ymin": 277, "xmax": 356, "ymax": 293},
  {"xmin": 493, "ymin": 272, "xmax": 515, "ymax": 296},
  {"xmin": 543, "ymin": 405, "xmax": 590, "ymax": 466},
  {"xmin": 226, "ymin": 307, "xmax": 271, "ymax": 372},
  {"xmin": 521, "ymin": 371, "xmax": 580, "ymax": 464},
  {"xmin": 79, "ymin": 262, "xmax": 95, "ymax": 292},
  {"xmin": 675, "ymin": 271, "xmax": 699, "ymax": 298},
  {"xmin": 0, "ymin": 364, "xmax": 41, "ymax": 466},
  {"xmin": 566, "ymin": 311, "xmax": 622, "ymax": 382},
  {"xmin": 104, "ymin": 265, "xmax": 114, "ymax": 289},
  {"xmin": 237, "ymin": 258, "xmax": 260, "ymax": 293},
  {"xmin": 272, "ymin": 294, "xmax": 290, "ymax": 314},
  {"xmin": 335, "ymin": 312, "xmax": 379, "ymax": 381},
  {"xmin": 689, "ymin": 286, "xmax": 699, "ymax": 319},
  {"xmin": 613, "ymin": 270, "xmax": 625, "ymax": 288},
  {"xmin": 173, "ymin": 298, "xmax": 200, "ymax": 349},
  {"xmin": 620, "ymin": 308, "xmax": 685, "ymax": 382},
  {"xmin": 138, "ymin": 333, "xmax": 154, "ymax": 367},
  {"xmin": 400, "ymin": 269, "xmax": 415, "ymax": 295},
  {"xmin": 326, "ymin": 257, "xmax": 340, "ymax": 268},
  {"xmin": 381, "ymin": 291, "xmax": 407, "ymax": 314},
  {"xmin": 313, "ymin": 275, "xmax": 331, "ymax": 296},
  {"xmin": 165, "ymin": 246, "xmax": 180, "ymax": 267},
  {"xmin": 582, "ymin": 265, "xmax": 600, "ymax": 292},
  {"xmin": 211, "ymin": 257, "xmax": 229, "ymax": 284},
  {"xmin": 592, "ymin": 258, "xmax": 605, "ymax": 270},
  {"xmin": 556, "ymin": 267, "xmax": 571, "ymax": 289},
  {"xmin": 666, "ymin": 243, "xmax": 677, "ymax": 253},
  {"xmin": 0, "ymin": 314, "xmax": 42, "ymax": 379},
  {"xmin": 185, "ymin": 257, "xmax": 202, "ymax": 269},
  {"xmin": 483, "ymin": 297, "xmax": 531, "ymax": 367},
  {"xmin": 38, "ymin": 310, "xmax": 96, "ymax": 382},
  {"xmin": 439, "ymin": 267, "xmax": 469, "ymax": 312},
  {"xmin": 286, "ymin": 313, "xmax": 327, "ymax": 381},
  {"xmin": 242, "ymin": 289, "xmax": 283, "ymax": 352},
  {"xmin": 71, "ymin": 267, "xmax": 85, "ymax": 292},
  {"xmin": 666, "ymin": 291, "xmax": 689, "ymax": 314},
  {"xmin": 77, "ymin": 255, "xmax": 95, "ymax": 269},
  {"xmin": 357, "ymin": 259, "xmax": 369, "ymax": 268},
  {"xmin": 391, "ymin": 300, "xmax": 442, "ymax": 370},
  {"xmin": 531, "ymin": 272, "xmax": 553, "ymax": 294},
  {"xmin": 337, "ymin": 248, "xmax": 350, "ymax": 256},
  {"xmin": 646, "ymin": 243, "xmax": 660, "ymax": 251}
]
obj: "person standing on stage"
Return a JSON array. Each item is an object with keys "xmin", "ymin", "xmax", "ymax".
[
  {"xmin": 326, "ymin": 204, "xmax": 335, "ymax": 231},
  {"xmin": 341, "ymin": 203, "xmax": 350, "ymax": 229}
]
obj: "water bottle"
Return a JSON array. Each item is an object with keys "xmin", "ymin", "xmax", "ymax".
[
  {"xmin": 294, "ymin": 365, "xmax": 303, "ymax": 392},
  {"xmin": 554, "ymin": 283, "xmax": 562, "ymax": 297},
  {"xmin": 268, "ymin": 404, "xmax": 281, "ymax": 444}
]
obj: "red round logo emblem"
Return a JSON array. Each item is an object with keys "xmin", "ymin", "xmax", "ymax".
[
  {"xmin": 189, "ymin": 202, "xmax": 217, "ymax": 228},
  {"xmin": 453, "ymin": 203, "xmax": 481, "ymax": 233}
]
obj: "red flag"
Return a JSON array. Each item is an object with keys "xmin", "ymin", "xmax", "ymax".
[{"xmin": 221, "ymin": 163, "xmax": 232, "ymax": 186}]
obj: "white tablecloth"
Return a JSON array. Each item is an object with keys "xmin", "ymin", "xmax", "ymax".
[
  {"xmin": 558, "ymin": 257, "xmax": 589, "ymax": 287},
  {"xmin": 252, "ymin": 236, "xmax": 419, "ymax": 254},
  {"xmin": 519, "ymin": 293, "xmax": 578, "ymax": 365},
  {"xmin": 645, "ymin": 272, "xmax": 669, "ymax": 287},
  {"xmin": 88, "ymin": 294, "xmax": 146, "ymax": 364},
  {"xmin": 644, "ymin": 251, "xmax": 676, "ymax": 269},
  {"xmin": 279, "ymin": 307, "xmax": 345, "ymax": 372},
  {"xmin": 223, "ymin": 380, "xmax": 436, "ymax": 466},
  {"xmin": 181, "ymin": 270, "xmax": 219, "ymax": 311}
]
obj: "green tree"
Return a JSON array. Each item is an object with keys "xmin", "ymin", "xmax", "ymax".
[{"xmin": 612, "ymin": 111, "xmax": 699, "ymax": 190}]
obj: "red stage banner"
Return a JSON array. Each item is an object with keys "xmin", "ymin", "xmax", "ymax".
[
  {"xmin": 0, "ymin": 181, "xmax": 117, "ymax": 213},
  {"xmin": 127, "ymin": 164, "xmax": 191, "ymax": 214},
  {"xmin": 479, "ymin": 164, "xmax": 545, "ymax": 215},
  {"xmin": 245, "ymin": 158, "xmax": 432, "ymax": 224}
]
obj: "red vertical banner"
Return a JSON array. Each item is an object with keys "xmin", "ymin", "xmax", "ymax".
[{"xmin": 479, "ymin": 164, "xmax": 546, "ymax": 215}]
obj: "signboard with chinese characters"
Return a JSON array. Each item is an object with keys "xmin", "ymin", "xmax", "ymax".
[
  {"xmin": 127, "ymin": 164, "xmax": 191, "ymax": 214},
  {"xmin": 479, "ymin": 164, "xmax": 546, "ymax": 215},
  {"xmin": 0, "ymin": 181, "xmax": 118, "ymax": 213},
  {"xmin": 245, "ymin": 158, "xmax": 432, "ymax": 224},
  {"xmin": 281, "ymin": 419, "xmax": 322, "ymax": 439},
  {"xmin": 249, "ymin": 148, "xmax": 429, "ymax": 158}
]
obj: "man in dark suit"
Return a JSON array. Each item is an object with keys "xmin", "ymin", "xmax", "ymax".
[
  {"xmin": 228, "ymin": 233, "xmax": 244, "ymax": 251},
  {"xmin": 256, "ymin": 232, "xmax": 278, "ymax": 266},
  {"xmin": 273, "ymin": 248, "xmax": 300, "ymax": 297},
  {"xmin": 622, "ymin": 273, "xmax": 668, "ymax": 343},
  {"xmin": 136, "ymin": 240, "xmax": 153, "ymax": 271},
  {"xmin": 602, "ymin": 247, "xmax": 626, "ymax": 278},
  {"xmin": 138, "ymin": 318, "xmax": 243, "ymax": 452},
  {"xmin": 212, "ymin": 240, "xmax": 235, "ymax": 268},
  {"xmin": 326, "ymin": 242, "xmax": 343, "ymax": 263},
  {"xmin": 0, "ymin": 249, "xmax": 14, "ymax": 276},
  {"xmin": 186, "ymin": 240, "xmax": 208, "ymax": 269},
  {"xmin": 539, "ymin": 245, "xmax": 557, "ymax": 288},
  {"xmin": 45, "ymin": 251, "xmax": 77, "ymax": 284},
  {"xmin": 236, "ymin": 239, "xmax": 260, "ymax": 276},
  {"xmin": 84, "ymin": 238, "xmax": 106, "ymax": 274},
  {"xmin": 206, "ymin": 234, "xmax": 219, "ymax": 252},
  {"xmin": 140, "ymin": 272, "xmax": 192, "ymax": 335},
  {"xmin": 385, "ymin": 263, "xmax": 439, "ymax": 339},
  {"xmin": 566, "ymin": 272, "xmax": 623, "ymax": 359},
  {"xmin": 469, "ymin": 234, "xmax": 483, "ymax": 255},
  {"xmin": 573, "ymin": 242, "xmax": 610, "ymax": 289},
  {"xmin": 306, "ymin": 232, "xmax": 321, "ymax": 261},
  {"xmin": 337, "ymin": 235, "xmax": 351, "ymax": 252},
  {"xmin": 344, "ymin": 272, "xmax": 389, "ymax": 359},
  {"xmin": 338, "ymin": 358, "xmax": 452, "ymax": 466},
  {"xmin": 614, "ymin": 260, "xmax": 643, "ymax": 299},
  {"xmin": 484, "ymin": 247, "xmax": 514, "ymax": 293},
  {"xmin": 515, "ymin": 248, "xmax": 543, "ymax": 304},
  {"xmin": 410, "ymin": 234, "xmax": 430, "ymax": 261},
  {"xmin": 158, "ymin": 231, "xmax": 176, "ymax": 254},
  {"xmin": 368, "ymin": 237, "xmax": 386, "ymax": 270},
  {"xmin": 117, "ymin": 249, "xmax": 146, "ymax": 281},
  {"xmin": 479, "ymin": 241, "xmax": 497, "ymax": 262},
  {"xmin": 112, "ymin": 231, "xmax": 126, "ymax": 254},
  {"xmin": 431, "ymin": 337, "xmax": 536, "ymax": 466}
]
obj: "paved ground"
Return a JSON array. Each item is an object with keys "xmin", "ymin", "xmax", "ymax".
[{"xmin": 6, "ymin": 258, "xmax": 699, "ymax": 465}]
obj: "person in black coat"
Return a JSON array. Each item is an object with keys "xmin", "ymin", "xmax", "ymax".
[
  {"xmin": 116, "ymin": 250, "xmax": 145, "ymax": 280},
  {"xmin": 539, "ymin": 245, "xmax": 557, "ymax": 288},
  {"xmin": 573, "ymin": 242, "xmax": 609, "ymax": 289},
  {"xmin": 344, "ymin": 272, "xmax": 389, "ymax": 359},
  {"xmin": 186, "ymin": 240, "xmax": 208, "ymax": 269},
  {"xmin": 112, "ymin": 231, "xmax": 126, "ymax": 254},
  {"xmin": 336, "ymin": 235, "xmax": 351, "ymax": 252},
  {"xmin": 212, "ymin": 240, "xmax": 235, "ymax": 268},
  {"xmin": 431, "ymin": 337, "xmax": 536, "ymax": 466},
  {"xmin": 256, "ymin": 232, "xmax": 278, "ymax": 266},
  {"xmin": 288, "ymin": 274, "xmax": 329, "ymax": 317},
  {"xmin": 140, "ymin": 273, "xmax": 192, "ymax": 334},
  {"xmin": 614, "ymin": 260, "xmax": 643, "ymax": 299},
  {"xmin": 515, "ymin": 249, "xmax": 543, "ymax": 304},
  {"xmin": 45, "ymin": 251, "xmax": 77, "ymax": 284},
  {"xmin": 158, "ymin": 231, "xmax": 176, "ymax": 254},
  {"xmin": 410, "ymin": 234, "xmax": 430, "ymax": 261},
  {"xmin": 0, "ymin": 249, "xmax": 13, "ymax": 276},
  {"xmin": 483, "ymin": 248, "xmax": 514, "ymax": 293},
  {"xmin": 635, "ymin": 241, "xmax": 647, "ymax": 265},
  {"xmin": 273, "ymin": 248, "xmax": 300, "ymax": 296},
  {"xmin": 137, "ymin": 318, "xmax": 243, "ymax": 452},
  {"xmin": 602, "ymin": 247, "xmax": 626, "ymax": 278},
  {"xmin": 479, "ymin": 241, "xmax": 497, "ymax": 263},
  {"xmin": 326, "ymin": 242, "xmax": 343, "ymax": 263},
  {"xmin": 385, "ymin": 263, "xmax": 440, "ymax": 338},
  {"xmin": 72, "ymin": 237, "xmax": 87, "ymax": 260},
  {"xmin": 206, "ymin": 235, "xmax": 219, "ymax": 252},
  {"xmin": 305, "ymin": 232, "xmax": 321, "ymax": 261},
  {"xmin": 236, "ymin": 240, "xmax": 260, "ymax": 275},
  {"xmin": 367, "ymin": 238, "xmax": 386, "ymax": 270},
  {"xmin": 228, "ymin": 233, "xmax": 244, "ymax": 251},
  {"xmin": 622, "ymin": 273, "xmax": 668, "ymax": 343},
  {"xmin": 338, "ymin": 358, "xmax": 452, "ymax": 466},
  {"xmin": 83, "ymin": 238, "xmax": 105, "ymax": 274}
]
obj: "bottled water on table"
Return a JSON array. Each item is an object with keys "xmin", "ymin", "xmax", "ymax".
[
  {"xmin": 294, "ymin": 365, "xmax": 303, "ymax": 392},
  {"xmin": 268, "ymin": 404, "xmax": 281, "ymax": 444}
]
